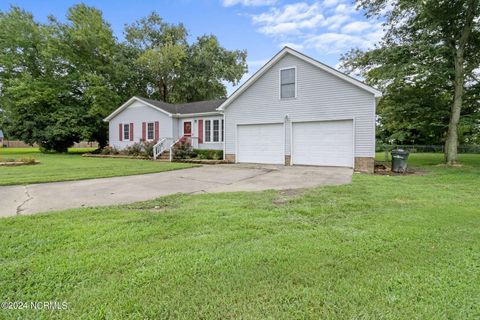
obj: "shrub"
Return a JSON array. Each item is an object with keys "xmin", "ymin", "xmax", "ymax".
[
  {"xmin": 193, "ymin": 149, "xmax": 223, "ymax": 160},
  {"xmin": 19, "ymin": 157, "xmax": 36, "ymax": 164},
  {"xmin": 100, "ymin": 146, "xmax": 119, "ymax": 155},
  {"xmin": 172, "ymin": 140, "xmax": 195, "ymax": 160},
  {"xmin": 125, "ymin": 143, "xmax": 143, "ymax": 156},
  {"xmin": 142, "ymin": 141, "xmax": 156, "ymax": 158}
]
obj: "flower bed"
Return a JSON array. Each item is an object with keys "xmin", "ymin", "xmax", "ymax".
[
  {"xmin": 0, "ymin": 158, "xmax": 39, "ymax": 166},
  {"xmin": 82, "ymin": 154, "xmax": 150, "ymax": 160}
]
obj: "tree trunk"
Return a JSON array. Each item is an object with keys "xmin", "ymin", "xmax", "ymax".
[{"xmin": 444, "ymin": 49, "xmax": 464, "ymax": 165}]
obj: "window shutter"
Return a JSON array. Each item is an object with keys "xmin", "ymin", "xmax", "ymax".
[
  {"xmin": 154, "ymin": 121, "xmax": 159, "ymax": 141},
  {"xmin": 198, "ymin": 120, "xmax": 203, "ymax": 143},
  {"xmin": 130, "ymin": 123, "xmax": 134, "ymax": 140},
  {"xmin": 142, "ymin": 122, "xmax": 146, "ymax": 141},
  {"xmin": 119, "ymin": 123, "xmax": 123, "ymax": 141}
]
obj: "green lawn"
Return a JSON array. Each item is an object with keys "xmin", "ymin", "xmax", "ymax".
[
  {"xmin": 0, "ymin": 148, "xmax": 196, "ymax": 186},
  {"xmin": 0, "ymin": 153, "xmax": 479, "ymax": 319}
]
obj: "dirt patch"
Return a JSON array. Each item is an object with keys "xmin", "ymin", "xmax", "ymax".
[
  {"xmin": 272, "ymin": 189, "xmax": 306, "ymax": 205},
  {"xmin": 0, "ymin": 160, "xmax": 39, "ymax": 166},
  {"xmin": 374, "ymin": 161, "xmax": 425, "ymax": 176}
]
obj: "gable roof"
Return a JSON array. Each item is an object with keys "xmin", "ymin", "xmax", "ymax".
[
  {"xmin": 217, "ymin": 46, "xmax": 382, "ymax": 111},
  {"xmin": 104, "ymin": 96, "xmax": 225, "ymax": 121}
]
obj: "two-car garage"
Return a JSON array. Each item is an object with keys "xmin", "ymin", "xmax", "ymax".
[{"xmin": 236, "ymin": 119, "xmax": 354, "ymax": 168}]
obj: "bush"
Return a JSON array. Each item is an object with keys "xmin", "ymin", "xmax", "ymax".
[
  {"xmin": 142, "ymin": 141, "xmax": 156, "ymax": 158},
  {"xmin": 193, "ymin": 149, "xmax": 223, "ymax": 160},
  {"xmin": 125, "ymin": 143, "xmax": 143, "ymax": 156},
  {"xmin": 172, "ymin": 140, "xmax": 195, "ymax": 160}
]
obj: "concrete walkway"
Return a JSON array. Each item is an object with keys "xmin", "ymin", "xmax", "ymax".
[{"xmin": 0, "ymin": 164, "xmax": 352, "ymax": 217}]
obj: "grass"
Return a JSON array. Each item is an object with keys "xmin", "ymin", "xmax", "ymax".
[
  {"xmin": 0, "ymin": 148, "xmax": 196, "ymax": 186},
  {"xmin": 0, "ymin": 153, "xmax": 479, "ymax": 319}
]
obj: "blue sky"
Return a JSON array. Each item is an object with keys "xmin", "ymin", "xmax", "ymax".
[{"xmin": 0, "ymin": 0, "xmax": 384, "ymax": 94}]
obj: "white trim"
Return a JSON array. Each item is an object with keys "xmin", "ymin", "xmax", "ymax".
[
  {"xmin": 217, "ymin": 47, "xmax": 382, "ymax": 111},
  {"xmin": 290, "ymin": 117, "xmax": 355, "ymax": 168},
  {"xmin": 175, "ymin": 111, "xmax": 223, "ymax": 118},
  {"xmin": 279, "ymin": 66, "xmax": 297, "ymax": 100},
  {"xmin": 146, "ymin": 122, "xmax": 155, "ymax": 141},
  {"xmin": 104, "ymin": 96, "xmax": 172, "ymax": 121},
  {"xmin": 123, "ymin": 123, "xmax": 131, "ymax": 142},
  {"xmin": 202, "ymin": 117, "xmax": 224, "ymax": 144},
  {"xmin": 223, "ymin": 114, "xmax": 226, "ymax": 160}
]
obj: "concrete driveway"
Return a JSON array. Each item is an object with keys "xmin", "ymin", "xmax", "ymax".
[{"xmin": 0, "ymin": 164, "xmax": 352, "ymax": 217}]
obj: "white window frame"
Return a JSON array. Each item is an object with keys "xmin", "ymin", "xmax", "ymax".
[
  {"xmin": 279, "ymin": 66, "xmax": 297, "ymax": 99},
  {"xmin": 123, "ymin": 124, "xmax": 130, "ymax": 141},
  {"xmin": 147, "ymin": 122, "xmax": 154, "ymax": 141},
  {"xmin": 203, "ymin": 118, "xmax": 223, "ymax": 143}
]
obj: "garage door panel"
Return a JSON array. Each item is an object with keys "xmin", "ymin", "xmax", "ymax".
[
  {"xmin": 292, "ymin": 120, "xmax": 353, "ymax": 167},
  {"xmin": 237, "ymin": 124, "xmax": 283, "ymax": 164}
]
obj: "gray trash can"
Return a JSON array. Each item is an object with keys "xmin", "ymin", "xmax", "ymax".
[{"xmin": 391, "ymin": 149, "xmax": 409, "ymax": 173}]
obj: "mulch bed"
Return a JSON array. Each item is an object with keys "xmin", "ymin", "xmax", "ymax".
[
  {"xmin": 174, "ymin": 159, "xmax": 232, "ymax": 165},
  {"xmin": 82, "ymin": 153, "xmax": 151, "ymax": 160},
  {"xmin": 374, "ymin": 161, "xmax": 424, "ymax": 176},
  {"xmin": 0, "ymin": 160, "xmax": 40, "ymax": 166}
]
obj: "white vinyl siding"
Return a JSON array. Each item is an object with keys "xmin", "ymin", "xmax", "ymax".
[
  {"xmin": 108, "ymin": 100, "xmax": 172, "ymax": 149},
  {"xmin": 224, "ymin": 53, "xmax": 375, "ymax": 158}
]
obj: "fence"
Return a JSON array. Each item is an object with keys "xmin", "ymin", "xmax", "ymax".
[
  {"xmin": 376, "ymin": 144, "xmax": 480, "ymax": 154},
  {"xmin": 1, "ymin": 140, "xmax": 98, "ymax": 148}
]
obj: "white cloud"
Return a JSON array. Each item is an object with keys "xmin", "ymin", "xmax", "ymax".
[
  {"xmin": 222, "ymin": 0, "xmax": 276, "ymax": 7},
  {"xmin": 252, "ymin": 2, "xmax": 324, "ymax": 35},
  {"xmin": 341, "ymin": 21, "xmax": 373, "ymax": 33},
  {"xmin": 280, "ymin": 42, "xmax": 305, "ymax": 51},
  {"xmin": 322, "ymin": 0, "xmax": 342, "ymax": 8},
  {"xmin": 244, "ymin": 1, "xmax": 385, "ymax": 56}
]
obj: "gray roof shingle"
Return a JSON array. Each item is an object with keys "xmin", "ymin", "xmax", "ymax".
[{"xmin": 137, "ymin": 97, "xmax": 225, "ymax": 115}]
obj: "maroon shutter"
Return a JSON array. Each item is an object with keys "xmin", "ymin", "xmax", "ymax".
[
  {"xmin": 198, "ymin": 120, "xmax": 203, "ymax": 144},
  {"xmin": 154, "ymin": 121, "xmax": 159, "ymax": 141},
  {"xmin": 130, "ymin": 123, "xmax": 134, "ymax": 140},
  {"xmin": 119, "ymin": 123, "xmax": 123, "ymax": 141},
  {"xmin": 142, "ymin": 122, "xmax": 146, "ymax": 141}
]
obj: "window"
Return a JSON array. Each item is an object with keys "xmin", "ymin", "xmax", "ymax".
[
  {"xmin": 204, "ymin": 119, "xmax": 223, "ymax": 143},
  {"xmin": 280, "ymin": 68, "xmax": 296, "ymax": 99},
  {"xmin": 213, "ymin": 120, "xmax": 219, "ymax": 142},
  {"xmin": 205, "ymin": 120, "xmax": 211, "ymax": 142},
  {"xmin": 123, "ymin": 124, "xmax": 130, "ymax": 140},
  {"xmin": 147, "ymin": 122, "xmax": 154, "ymax": 140}
]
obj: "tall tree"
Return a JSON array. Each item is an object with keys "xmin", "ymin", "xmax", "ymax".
[
  {"xmin": 341, "ymin": 0, "xmax": 480, "ymax": 164},
  {"xmin": 125, "ymin": 12, "xmax": 247, "ymax": 103}
]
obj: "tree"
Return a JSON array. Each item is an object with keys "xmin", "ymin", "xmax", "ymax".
[
  {"xmin": 125, "ymin": 12, "xmax": 247, "ymax": 103},
  {"xmin": 0, "ymin": 5, "xmax": 125, "ymax": 151},
  {"xmin": 341, "ymin": 0, "xmax": 480, "ymax": 164}
]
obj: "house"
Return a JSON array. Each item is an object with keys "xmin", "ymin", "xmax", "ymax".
[{"xmin": 105, "ymin": 47, "xmax": 381, "ymax": 172}]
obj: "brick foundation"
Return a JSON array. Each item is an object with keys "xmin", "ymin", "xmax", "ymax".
[
  {"xmin": 225, "ymin": 154, "xmax": 236, "ymax": 163},
  {"xmin": 354, "ymin": 157, "xmax": 374, "ymax": 173},
  {"xmin": 284, "ymin": 155, "xmax": 291, "ymax": 166}
]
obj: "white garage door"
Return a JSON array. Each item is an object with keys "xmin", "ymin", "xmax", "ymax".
[
  {"xmin": 292, "ymin": 120, "xmax": 354, "ymax": 167},
  {"xmin": 237, "ymin": 123, "xmax": 284, "ymax": 164}
]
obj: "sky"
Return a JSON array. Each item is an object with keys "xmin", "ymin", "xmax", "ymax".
[{"xmin": 0, "ymin": 0, "xmax": 384, "ymax": 94}]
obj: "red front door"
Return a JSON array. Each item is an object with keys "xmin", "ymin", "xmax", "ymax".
[{"xmin": 183, "ymin": 121, "xmax": 192, "ymax": 136}]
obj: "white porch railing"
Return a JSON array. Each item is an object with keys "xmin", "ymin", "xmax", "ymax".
[{"xmin": 153, "ymin": 137, "xmax": 175, "ymax": 160}]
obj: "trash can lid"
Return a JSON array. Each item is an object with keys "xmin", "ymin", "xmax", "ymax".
[{"xmin": 391, "ymin": 149, "xmax": 409, "ymax": 155}]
